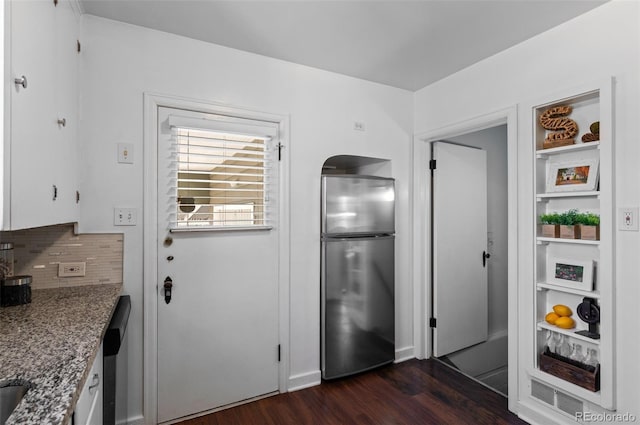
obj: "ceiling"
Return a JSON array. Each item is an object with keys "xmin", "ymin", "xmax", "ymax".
[{"xmin": 79, "ymin": 0, "xmax": 607, "ymax": 91}]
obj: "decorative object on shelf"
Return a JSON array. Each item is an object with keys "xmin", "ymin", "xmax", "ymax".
[
  {"xmin": 544, "ymin": 304, "xmax": 575, "ymax": 329},
  {"xmin": 539, "ymin": 212, "xmax": 561, "ymax": 237},
  {"xmin": 556, "ymin": 335, "xmax": 571, "ymax": 357},
  {"xmin": 546, "ymin": 158, "xmax": 600, "ymax": 193},
  {"xmin": 540, "ymin": 105, "xmax": 579, "ymax": 149},
  {"xmin": 546, "ymin": 257, "xmax": 594, "ymax": 291},
  {"xmin": 576, "ymin": 212, "xmax": 600, "ymax": 241},
  {"xmin": 582, "ymin": 121, "xmax": 600, "ymax": 143},
  {"xmin": 575, "ymin": 297, "xmax": 601, "ymax": 340},
  {"xmin": 540, "ymin": 347, "xmax": 600, "ymax": 392},
  {"xmin": 558, "ymin": 209, "xmax": 581, "ymax": 239},
  {"xmin": 539, "ymin": 210, "xmax": 600, "ymax": 240},
  {"xmin": 584, "ymin": 348, "xmax": 599, "ymax": 368}
]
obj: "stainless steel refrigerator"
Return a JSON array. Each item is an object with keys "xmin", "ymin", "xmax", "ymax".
[{"xmin": 321, "ymin": 175, "xmax": 395, "ymax": 380}]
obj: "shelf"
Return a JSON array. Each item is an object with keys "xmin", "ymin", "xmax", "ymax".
[
  {"xmin": 529, "ymin": 368, "xmax": 602, "ymax": 405},
  {"xmin": 537, "ymin": 321, "xmax": 600, "ymax": 345},
  {"xmin": 536, "ymin": 191, "xmax": 600, "ymax": 201},
  {"xmin": 537, "ymin": 237, "xmax": 600, "ymax": 246},
  {"xmin": 536, "ymin": 141, "xmax": 600, "ymax": 158},
  {"xmin": 536, "ymin": 282, "xmax": 601, "ymax": 299}
]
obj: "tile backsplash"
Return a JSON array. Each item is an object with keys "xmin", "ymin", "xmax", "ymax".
[{"xmin": 0, "ymin": 224, "xmax": 123, "ymax": 289}]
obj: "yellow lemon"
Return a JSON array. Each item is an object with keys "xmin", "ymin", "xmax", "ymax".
[
  {"xmin": 555, "ymin": 316, "xmax": 575, "ymax": 329},
  {"xmin": 553, "ymin": 304, "xmax": 573, "ymax": 317},
  {"xmin": 545, "ymin": 312, "xmax": 560, "ymax": 324}
]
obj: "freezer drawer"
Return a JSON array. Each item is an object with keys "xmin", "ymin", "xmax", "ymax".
[
  {"xmin": 321, "ymin": 236, "xmax": 395, "ymax": 379},
  {"xmin": 321, "ymin": 175, "xmax": 395, "ymax": 235}
]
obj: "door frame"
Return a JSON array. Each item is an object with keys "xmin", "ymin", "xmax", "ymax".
[
  {"xmin": 143, "ymin": 93, "xmax": 291, "ymax": 424},
  {"xmin": 411, "ymin": 106, "xmax": 518, "ymax": 411}
]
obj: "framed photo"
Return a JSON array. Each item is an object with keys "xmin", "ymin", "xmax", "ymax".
[
  {"xmin": 546, "ymin": 158, "xmax": 599, "ymax": 193},
  {"xmin": 546, "ymin": 257, "xmax": 594, "ymax": 291}
]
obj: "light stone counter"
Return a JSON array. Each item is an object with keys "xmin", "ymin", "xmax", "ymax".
[{"xmin": 0, "ymin": 284, "xmax": 122, "ymax": 425}]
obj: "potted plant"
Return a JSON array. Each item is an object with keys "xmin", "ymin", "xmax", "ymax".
[
  {"xmin": 576, "ymin": 212, "xmax": 600, "ymax": 241},
  {"xmin": 539, "ymin": 212, "xmax": 561, "ymax": 238},
  {"xmin": 558, "ymin": 209, "xmax": 581, "ymax": 239}
]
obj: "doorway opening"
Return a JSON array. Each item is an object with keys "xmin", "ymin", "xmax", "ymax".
[{"xmin": 431, "ymin": 125, "xmax": 509, "ymax": 395}]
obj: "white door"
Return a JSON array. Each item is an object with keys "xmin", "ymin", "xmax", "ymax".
[
  {"xmin": 432, "ymin": 142, "xmax": 488, "ymax": 357},
  {"xmin": 156, "ymin": 107, "xmax": 280, "ymax": 423}
]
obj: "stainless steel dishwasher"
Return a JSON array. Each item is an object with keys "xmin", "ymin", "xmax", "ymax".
[{"xmin": 103, "ymin": 295, "xmax": 130, "ymax": 425}]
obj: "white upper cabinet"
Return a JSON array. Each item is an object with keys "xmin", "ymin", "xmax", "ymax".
[{"xmin": 4, "ymin": 0, "xmax": 80, "ymax": 230}]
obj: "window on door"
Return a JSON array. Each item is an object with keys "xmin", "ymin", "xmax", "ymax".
[{"xmin": 169, "ymin": 116, "xmax": 277, "ymax": 230}]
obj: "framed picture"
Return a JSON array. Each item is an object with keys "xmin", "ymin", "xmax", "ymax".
[
  {"xmin": 546, "ymin": 158, "xmax": 599, "ymax": 193},
  {"xmin": 546, "ymin": 257, "xmax": 594, "ymax": 291}
]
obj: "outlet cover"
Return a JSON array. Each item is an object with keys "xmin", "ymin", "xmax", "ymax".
[
  {"xmin": 58, "ymin": 262, "xmax": 86, "ymax": 277},
  {"xmin": 619, "ymin": 207, "xmax": 639, "ymax": 231}
]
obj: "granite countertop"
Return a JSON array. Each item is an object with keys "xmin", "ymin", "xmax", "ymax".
[{"xmin": 0, "ymin": 284, "xmax": 122, "ymax": 425}]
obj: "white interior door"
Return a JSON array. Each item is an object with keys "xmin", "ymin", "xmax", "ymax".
[
  {"xmin": 156, "ymin": 107, "xmax": 280, "ymax": 423},
  {"xmin": 432, "ymin": 142, "xmax": 488, "ymax": 357}
]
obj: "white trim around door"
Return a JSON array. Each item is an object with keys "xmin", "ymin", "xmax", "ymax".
[
  {"xmin": 411, "ymin": 106, "xmax": 519, "ymax": 412},
  {"xmin": 143, "ymin": 93, "xmax": 291, "ymax": 424}
]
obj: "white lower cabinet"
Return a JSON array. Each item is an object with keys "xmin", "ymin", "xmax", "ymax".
[{"xmin": 74, "ymin": 343, "xmax": 103, "ymax": 425}]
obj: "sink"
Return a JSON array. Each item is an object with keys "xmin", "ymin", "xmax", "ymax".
[{"xmin": 0, "ymin": 384, "xmax": 29, "ymax": 425}]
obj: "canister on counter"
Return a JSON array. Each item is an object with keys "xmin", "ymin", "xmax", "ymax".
[
  {"xmin": 1, "ymin": 275, "xmax": 32, "ymax": 307},
  {"xmin": 0, "ymin": 242, "xmax": 14, "ymax": 279}
]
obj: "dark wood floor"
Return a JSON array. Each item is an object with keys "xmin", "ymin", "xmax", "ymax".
[{"xmin": 178, "ymin": 359, "xmax": 528, "ymax": 425}]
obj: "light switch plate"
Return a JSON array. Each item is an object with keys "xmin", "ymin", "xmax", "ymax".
[
  {"xmin": 117, "ymin": 143, "xmax": 134, "ymax": 164},
  {"xmin": 114, "ymin": 208, "xmax": 137, "ymax": 226}
]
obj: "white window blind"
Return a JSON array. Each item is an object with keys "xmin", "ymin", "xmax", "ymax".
[{"xmin": 168, "ymin": 115, "xmax": 277, "ymax": 231}]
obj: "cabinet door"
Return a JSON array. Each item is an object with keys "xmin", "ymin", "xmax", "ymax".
[
  {"xmin": 51, "ymin": 0, "xmax": 79, "ymax": 224},
  {"xmin": 9, "ymin": 0, "xmax": 57, "ymax": 229},
  {"xmin": 74, "ymin": 343, "xmax": 103, "ymax": 425}
]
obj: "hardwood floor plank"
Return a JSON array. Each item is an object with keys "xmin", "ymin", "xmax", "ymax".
[{"xmin": 177, "ymin": 359, "xmax": 528, "ymax": 425}]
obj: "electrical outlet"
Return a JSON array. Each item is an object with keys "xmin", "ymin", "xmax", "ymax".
[
  {"xmin": 619, "ymin": 207, "xmax": 639, "ymax": 231},
  {"xmin": 114, "ymin": 208, "xmax": 137, "ymax": 226},
  {"xmin": 58, "ymin": 262, "xmax": 86, "ymax": 277}
]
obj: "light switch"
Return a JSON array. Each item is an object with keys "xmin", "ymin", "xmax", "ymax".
[
  {"xmin": 114, "ymin": 208, "xmax": 137, "ymax": 226},
  {"xmin": 118, "ymin": 143, "xmax": 134, "ymax": 164}
]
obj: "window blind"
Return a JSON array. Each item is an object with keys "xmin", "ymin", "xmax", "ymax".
[{"xmin": 168, "ymin": 115, "xmax": 277, "ymax": 231}]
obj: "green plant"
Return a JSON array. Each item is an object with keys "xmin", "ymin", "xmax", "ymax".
[
  {"xmin": 558, "ymin": 209, "xmax": 580, "ymax": 225},
  {"xmin": 539, "ymin": 212, "xmax": 561, "ymax": 225},
  {"xmin": 576, "ymin": 212, "xmax": 600, "ymax": 226}
]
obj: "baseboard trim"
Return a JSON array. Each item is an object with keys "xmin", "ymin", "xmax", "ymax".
[
  {"xmin": 395, "ymin": 346, "xmax": 415, "ymax": 363},
  {"xmin": 288, "ymin": 370, "xmax": 321, "ymax": 392}
]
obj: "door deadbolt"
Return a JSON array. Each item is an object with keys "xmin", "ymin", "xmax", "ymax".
[{"xmin": 164, "ymin": 236, "xmax": 173, "ymax": 247}]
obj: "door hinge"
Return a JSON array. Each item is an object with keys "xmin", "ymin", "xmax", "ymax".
[
  {"xmin": 429, "ymin": 317, "xmax": 437, "ymax": 328},
  {"xmin": 277, "ymin": 142, "xmax": 285, "ymax": 161},
  {"xmin": 77, "ymin": 40, "xmax": 81, "ymax": 53},
  {"xmin": 277, "ymin": 344, "xmax": 281, "ymax": 362},
  {"xmin": 429, "ymin": 159, "xmax": 437, "ymax": 170}
]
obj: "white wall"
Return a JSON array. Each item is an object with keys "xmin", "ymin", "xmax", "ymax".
[
  {"xmin": 415, "ymin": 0, "xmax": 639, "ymax": 421},
  {"xmin": 78, "ymin": 15, "xmax": 413, "ymax": 420}
]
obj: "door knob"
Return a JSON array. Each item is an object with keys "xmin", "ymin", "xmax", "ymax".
[
  {"xmin": 14, "ymin": 75, "xmax": 27, "ymax": 89},
  {"xmin": 163, "ymin": 276, "xmax": 173, "ymax": 304}
]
